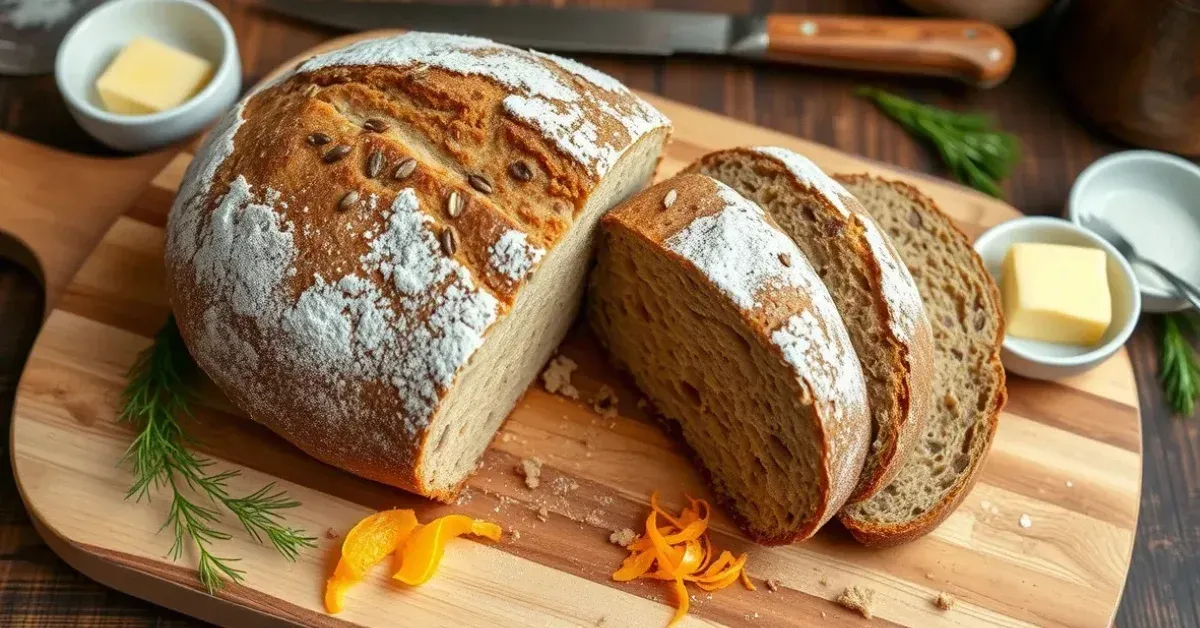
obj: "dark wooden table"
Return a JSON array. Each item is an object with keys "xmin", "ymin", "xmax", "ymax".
[{"xmin": 0, "ymin": 1, "xmax": 1196, "ymax": 626}]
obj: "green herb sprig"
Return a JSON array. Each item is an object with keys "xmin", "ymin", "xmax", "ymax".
[
  {"xmin": 119, "ymin": 316, "xmax": 316, "ymax": 593},
  {"xmin": 1161, "ymin": 313, "xmax": 1200, "ymax": 417},
  {"xmin": 856, "ymin": 87, "xmax": 1020, "ymax": 199}
]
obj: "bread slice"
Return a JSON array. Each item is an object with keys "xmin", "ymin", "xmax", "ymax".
[
  {"xmin": 587, "ymin": 174, "xmax": 871, "ymax": 544},
  {"xmin": 686, "ymin": 148, "xmax": 933, "ymax": 503},
  {"xmin": 833, "ymin": 174, "xmax": 1007, "ymax": 547},
  {"xmin": 166, "ymin": 33, "xmax": 670, "ymax": 501}
]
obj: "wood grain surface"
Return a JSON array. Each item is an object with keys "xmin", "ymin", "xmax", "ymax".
[
  {"xmin": 5, "ymin": 26, "xmax": 1142, "ymax": 627},
  {"xmin": 0, "ymin": 1, "xmax": 1195, "ymax": 628}
]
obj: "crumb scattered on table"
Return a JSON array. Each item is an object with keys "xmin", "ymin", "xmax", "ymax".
[
  {"xmin": 933, "ymin": 591, "xmax": 955, "ymax": 611},
  {"xmin": 819, "ymin": 575, "xmax": 829, "ymax": 586},
  {"xmin": 536, "ymin": 506, "xmax": 550, "ymax": 522},
  {"xmin": 510, "ymin": 529, "xmax": 521, "ymax": 541},
  {"xmin": 1066, "ymin": 480, "xmax": 1074, "ymax": 488},
  {"xmin": 584, "ymin": 509, "xmax": 606, "ymax": 527},
  {"xmin": 837, "ymin": 586, "xmax": 876, "ymax": 620},
  {"xmin": 925, "ymin": 572, "xmax": 935, "ymax": 580},
  {"xmin": 542, "ymin": 356, "xmax": 579, "ymax": 399},
  {"xmin": 517, "ymin": 457, "xmax": 543, "ymax": 489},
  {"xmin": 1019, "ymin": 514, "xmax": 1033, "ymax": 528},
  {"xmin": 610, "ymin": 528, "xmax": 637, "ymax": 547},
  {"xmin": 820, "ymin": 611, "xmax": 827, "ymax": 618},
  {"xmin": 591, "ymin": 385, "xmax": 619, "ymax": 419},
  {"xmin": 766, "ymin": 578, "xmax": 781, "ymax": 593},
  {"xmin": 551, "ymin": 476, "xmax": 580, "ymax": 496},
  {"xmin": 324, "ymin": 527, "xmax": 339, "ymax": 540}
]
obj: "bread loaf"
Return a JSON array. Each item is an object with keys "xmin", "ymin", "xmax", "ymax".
[
  {"xmin": 165, "ymin": 33, "xmax": 670, "ymax": 500},
  {"xmin": 687, "ymin": 148, "xmax": 934, "ymax": 504},
  {"xmin": 833, "ymin": 175, "xmax": 1006, "ymax": 546},
  {"xmin": 587, "ymin": 174, "xmax": 871, "ymax": 544}
]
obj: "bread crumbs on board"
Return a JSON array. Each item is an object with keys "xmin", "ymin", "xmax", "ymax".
[
  {"xmin": 551, "ymin": 476, "xmax": 580, "ymax": 496},
  {"xmin": 1019, "ymin": 513, "xmax": 1033, "ymax": 528},
  {"xmin": 609, "ymin": 528, "xmax": 637, "ymax": 547},
  {"xmin": 584, "ymin": 509, "xmax": 606, "ymax": 527},
  {"xmin": 536, "ymin": 506, "xmax": 550, "ymax": 522},
  {"xmin": 819, "ymin": 575, "xmax": 829, "ymax": 586},
  {"xmin": 934, "ymin": 591, "xmax": 956, "ymax": 611},
  {"xmin": 766, "ymin": 578, "xmax": 781, "ymax": 592},
  {"xmin": 510, "ymin": 529, "xmax": 521, "ymax": 541},
  {"xmin": 591, "ymin": 385, "xmax": 619, "ymax": 418},
  {"xmin": 837, "ymin": 586, "xmax": 876, "ymax": 619},
  {"xmin": 324, "ymin": 527, "xmax": 339, "ymax": 540},
  {"xmin": 517, "ymin": 457, "xmax": 543, "ymax": 489},
  {"xmin": 541, "ymin": 355, "xmax": 579, "ymax": 399}
]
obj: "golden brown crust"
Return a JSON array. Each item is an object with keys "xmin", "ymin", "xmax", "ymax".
[
  {"xmin": 166, "ymin": 33, "xmax": 669, "ymax": 500},
  {"xmin": 596, "ymin": 174, "xmax": 871, "ymax": 543},
  {"xmin": 831, "ymin": 173, "xmax": 1007, "ymax": 546},
  {"xmin": 684, "ymin": 148, "xmax": 934, "ymax": 504}
]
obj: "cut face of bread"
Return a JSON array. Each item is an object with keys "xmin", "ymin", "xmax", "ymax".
[
  {"xmin": 688, "ymin": 148, "xmax": 933, "ymax": 504},
  {"xmin": 587, "ymin": 174, "xmax": 870, "ymax": 544},
  {"xmin": 419, "ymin": 133, "xmax": 665, "ymax": 493},
  {"xmin": 834, "ymin": 174, "xmax": 1006, "ymax": 547}
]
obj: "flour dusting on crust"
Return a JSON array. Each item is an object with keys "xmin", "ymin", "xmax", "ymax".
[
  {"xmin": 178, "ymin": 179, "xmax": 499, "ymax": 436},
  {"xmin": 297, "ymin": 32, "xmax": 668, "ymax": 177},
  {"xmin": 489, "ymin": 229, "xmax": 546, "ymax": 282},
  {"xmin": 859, "ymin": 215, "xmax": 927, "ymax": 343},
  {"xmin": 753, "ymin": 146, "xmax": 852, "ymax": 216}
]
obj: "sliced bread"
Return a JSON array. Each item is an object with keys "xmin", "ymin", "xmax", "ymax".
[
  {"xmin": 834, "ymin": 174, "xmax": 1007, "ymax": 547},
  {"xmin": 587, "ymin": 174, "xmax": 871, "ymax": 544},
  {"xmin": 686, "ymin": 148, "xmax": 934, "ymax": 503}
]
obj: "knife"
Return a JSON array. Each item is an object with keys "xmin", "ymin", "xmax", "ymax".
[{"xmin": 255, "ymin": 1, "xmax": 1015, "ymax": 88}]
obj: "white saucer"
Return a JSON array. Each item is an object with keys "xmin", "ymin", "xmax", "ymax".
[{"xmin": 1068, "ymin": 150, "xmax": 1200, "ymax": 313}]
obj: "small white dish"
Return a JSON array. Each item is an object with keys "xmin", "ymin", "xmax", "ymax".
[
  {"xmin": 973, "ymin": 216, "xmax": 1141, "ymax": 381},
  {"xmin": 54, "ymin": 0, "xmax": 240, "ymax": 152},
  {"xmin": 1067, "ymin": 150, "xmax": 1200, "ymax": 313}
]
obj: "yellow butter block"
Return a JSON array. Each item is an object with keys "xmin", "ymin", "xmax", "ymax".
[
  {"xmin": 1001, "ymin": 242, "xmax": 1112, "ymax": 346},
  {"xmin": 95, "ymin": 36, "xmax": 213, "ymax": 115}
]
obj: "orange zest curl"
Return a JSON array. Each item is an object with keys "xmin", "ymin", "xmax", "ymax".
[
  {"xmin": 610, "ymin": 492, "xmax": 755, "ymax": 626},
  {"xmin": 323, "ymin": 510, "xmax": 501, "ymax": 614}
]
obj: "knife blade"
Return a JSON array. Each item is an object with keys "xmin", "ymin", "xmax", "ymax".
[
  {"xmin": 255, "ymin": 1, "xmax": 1015, "ymax": 87},
  {"xmin": 258, "ymin": 1, "xmax": 760, "ymax": 57}
]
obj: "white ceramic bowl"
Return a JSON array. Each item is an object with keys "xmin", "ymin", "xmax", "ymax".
[
  {"xmin": 973, "ymin": 217, "xmax": 1141, "ymax": 381},
  {"xmin": 54, "ymin": 0, "xmax": 240, "ymax": 152},
  {"xmin": 1068, "ymin": 150, "xmax": 1200, "ymax": 313}
]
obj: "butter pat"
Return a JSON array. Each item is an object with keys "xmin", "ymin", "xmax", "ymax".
[
  {"xmin": 95, "ymin": 36, "xmax": 213, "ymax": 115},
  {"xmin": 1002, "ymin": 242, "xmax": 1112, "ymax": 346}
]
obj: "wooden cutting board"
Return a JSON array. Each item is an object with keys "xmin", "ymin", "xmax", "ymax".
[{"xmin": 5, "ymin": 32, "xmax": 1140, "ymax": 628}]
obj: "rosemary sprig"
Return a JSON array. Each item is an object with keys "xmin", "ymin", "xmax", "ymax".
[
  {"xmin": 856, "ymin": 87, "xmax": 1020, "ymax": 199},
  {"xmin": 1161, "ymin": 313, "xmax": 1200, "ymax": 417},
  {"xmin": 118, "ymin": 316, "xmax": 316, "ymax": 593}
]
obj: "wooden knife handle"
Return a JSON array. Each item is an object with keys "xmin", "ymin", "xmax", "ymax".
[{"xmin": 757, "ymin": 15, "xmax": 1015, "ymax": 88}]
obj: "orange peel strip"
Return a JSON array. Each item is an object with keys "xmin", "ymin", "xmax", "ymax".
[
  {"xmin": 324, "ymin": 509, "xmax": 419, "ymax": 614},
  {"xmin": 668, "ymin": 578, "xmax": 689, "ymax": 627},
  {"xmin": 650, "ymin": 491, "xmax": 682, "ymax": 528},
  {"xmin": 645, "ymin": 510, "xmax": 682, "ymax": 571},
  {"xmin": 741, "ymin": 570, "xmax": 757, "ymax": 591},
  {"xmin": 393, "ymin": 515, "xmax": 502, "ymax": 586},
  {"xmin": 675, "ymin": 539, "xmax": 705, "ymax": 577},
  {"xmin": 613, "ymin": 549, "xmax": 657, "ymax": 581}
]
